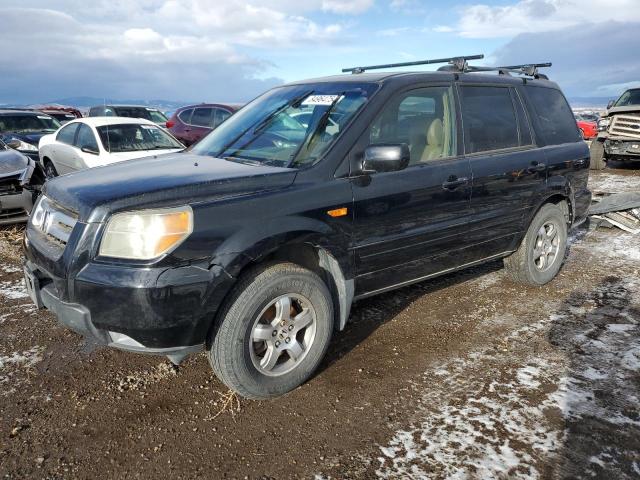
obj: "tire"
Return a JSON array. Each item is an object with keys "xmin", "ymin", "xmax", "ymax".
[
  {"xmin": 589, "ymin": 139, "xmax": 606, "ymax": 170},
  {"xmin": 209, "ymin": 262, "xmax": 334, "ymax": 400},
  {"xmin": 504, "ymin": 203, "xmax": 568, "ymax": 286},
  {"xmin": 44, "ymin": 159, "xmax": 59, "ymax": 178}
]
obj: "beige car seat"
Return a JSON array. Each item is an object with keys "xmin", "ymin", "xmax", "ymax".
[{"xmin": 420, "ymin": 118, "xmax": 444, "ymax": 162}]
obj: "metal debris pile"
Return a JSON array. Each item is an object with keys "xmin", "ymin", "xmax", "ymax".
[{"xmin": 589, "ymin": 192, "xmax": 640, "ymax": 234}]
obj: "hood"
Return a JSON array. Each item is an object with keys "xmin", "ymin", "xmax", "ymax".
[
  {"xmin": 0, "ymin": 148, "xmax": 30, "ymax": 175},
  {"xmin": 605, "ymin": 105, "xmax": 640, "ymax": 116},
  {"xmin": 0, "ymin": 131, "xmax": 48, "ymax": 147},
  {"xmin": 44, "ymin": 153, "xmax": 297, "ymax": 222}
]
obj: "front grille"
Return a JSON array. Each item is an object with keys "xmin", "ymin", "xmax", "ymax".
[
  {"xmin": 30, "ymin": 196, "xmax": 77, "ymax": 245},
  {"xmin": 0, "ymin": 208, "xmax": 26, "ymax": 220},
  {"xmin": 609, "ymin": 113, "xmax": 640, "ymax": 139},
  {"xmin": 0, "ymin": 176, "xmax": 22, "ymax": 196}
]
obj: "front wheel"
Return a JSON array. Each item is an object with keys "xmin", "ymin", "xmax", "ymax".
[
  {"xmin": 209, "ymin": 262, "xmax": 334, "ymax": 400},
  {"xmin": 504, "ymin": 203, "xmax": 568, "ymax": 285},
  {"xmin": 43, "ymin": 159, "xmax": 59, "ymax": 178}
]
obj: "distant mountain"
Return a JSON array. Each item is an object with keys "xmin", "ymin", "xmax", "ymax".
[
  {"xmin": 34, "ymin": 96, "xmax": 196, "ymax": 113},
  {"xmin": 568, "ymin": 97, "xmax": 611, "ymax": 108}
]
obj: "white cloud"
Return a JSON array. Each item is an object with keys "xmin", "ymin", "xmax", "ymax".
[
  {"xmin": 433, "ymin": 25, "xmax": 454, "ymax": 33},
  {"xmin": 322, "ymin": 0, "xmax": 374, "ymax": 14},
  {"xmin": 456, "ymin": 0, "xmax": 640, "ymax": 38}
]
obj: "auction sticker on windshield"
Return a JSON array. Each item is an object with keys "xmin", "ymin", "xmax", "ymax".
[{"xmin": 301, "ymin": 95, "xmax": 343, "ymax": 106}]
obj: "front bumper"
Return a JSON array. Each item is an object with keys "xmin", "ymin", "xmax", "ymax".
[
  {"xmin": 0, "ymin": 189, "xmax": 33, "ymax": 224},
  {"xmin": 23, "ymin": 228, "xmax": 234, "ymax": 361},
  {"xmin": 604, "ymin": 139, "xmax": 640, "ymax": 159}
]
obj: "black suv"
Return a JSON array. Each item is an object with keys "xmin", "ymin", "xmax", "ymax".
[
  {"xmin": 88, "ymin": 105, "xmax": 168, "ymax": 125},
  {"xmin": 23, "ymin": 57, "xmax": 590, "ymax": 399}
]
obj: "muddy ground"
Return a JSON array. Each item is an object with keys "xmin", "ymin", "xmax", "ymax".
[{"xmin": 1, "ymin": 163, "xmax": 639, "ymax": 479}]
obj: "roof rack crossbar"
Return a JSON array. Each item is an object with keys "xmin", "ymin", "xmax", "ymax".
[
  {"xmin": 460, "ymin": 62, "xmax": 552, "ymax": 79},
  {"xmin": 342, "ymin": 54, "xmax": 484, "ymax": 74}
]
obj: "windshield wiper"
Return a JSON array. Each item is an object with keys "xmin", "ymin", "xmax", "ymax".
[{"xmin": 252, "ymin": 89, "xmax": 313, "ymax": 135}]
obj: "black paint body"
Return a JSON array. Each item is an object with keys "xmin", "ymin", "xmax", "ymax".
[{"xmin": 23, "ymin": 71, "xmax": 591, "ymax": 353}]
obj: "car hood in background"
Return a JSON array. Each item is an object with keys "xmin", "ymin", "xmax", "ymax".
[
  {"xmin": 605, "ymin": 106, "xmax": 640, "ymax": 116},
  {"xmin": 44, "ymin": 153, "xmax": 297, "ymax": 222},
  {"xmin": 0, "ymin": 131, "xmax": 49, "ymax": 147},
  {"xmin": 0, "ymin": 148, "xmax": 30, "ymax": 175}
]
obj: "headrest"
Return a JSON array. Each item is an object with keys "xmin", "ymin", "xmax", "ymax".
[{"xmin": 427, "ymin": 118, "xmax": 444, "ymax": 146}]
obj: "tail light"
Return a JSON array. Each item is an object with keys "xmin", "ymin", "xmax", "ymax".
[{"xmin": 166, "ymin": 120, "xmax": 175, "ymax": 128}]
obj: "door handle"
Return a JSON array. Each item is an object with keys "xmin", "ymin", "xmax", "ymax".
[
  {"xmin": 528, "ymin": 162, "xmax": 546, "ymax": 173},
  {"xmin": 442, "ymin": 176, "xmax": 469, "ymax": 190}
]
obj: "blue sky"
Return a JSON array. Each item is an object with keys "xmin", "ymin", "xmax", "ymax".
[{"xmin": 2, "ymin": 0, "xmax": 639, "ymax": 105}]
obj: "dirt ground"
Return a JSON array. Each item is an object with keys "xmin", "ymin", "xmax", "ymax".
[{"xmin": 1, "ymin": 163, "xmax": 639, "ymax": 479}]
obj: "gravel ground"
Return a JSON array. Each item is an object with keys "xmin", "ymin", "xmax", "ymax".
[{"xmin": 0, "ymin": 163, "xmax": 639, "ymax": 479}]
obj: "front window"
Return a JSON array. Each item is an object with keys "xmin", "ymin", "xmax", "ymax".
[
  {"xmin": 96, "ymin": 123, "xmax": 184, "ymax": 153},
  {"xmin": 614, "ymin": 89, "xmax": 640, "ymax": 107},
  {"xmin": 190, "ymin": 83, "xmax": 378, "ymax": 168},
  {"xmin": 0, "ymin": 114, "xmax": 61, "ymax": 133}
]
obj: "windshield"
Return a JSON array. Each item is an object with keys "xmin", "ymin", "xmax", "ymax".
[
  {"xmin": 112, "ymin": 107, "xmax": 153, "ymax": 121},
  {"xmin": 189, "ymin": 82, "xmax": 378, "ymax": 167},
  {"xmin": 148, "ymin": 110, "xmax": 168, "ymax": 123},
  {"xmin": 0, "ymin": 114, "xmax": 61, "ymax": 133},
  {"xmin": 96, "ymin": 123, "xmax": 184, "ymax": 153},
  {"xmin": 614, "ymin": 89, "xmax": 640, "ymax": 107}
]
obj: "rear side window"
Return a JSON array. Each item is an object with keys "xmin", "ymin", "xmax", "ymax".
[
  {"xmin": 56, "ymin": 123, "xmax": 79, "ymax": 144},
  {"xmin": 526, "ymin": 87, "xmax": 580, "ymax": 145},
  {"xmin": 75, "ymin": 124, "xmax": 99, "ymax": 151},
  {"xmin": 191, "ymin": 108, "xmax": 213, "ymax": 127},
  {"xmin": 460, "ymin": 86, "xmax": 519, "ymax": 154},
  {"xmin": 178, "ymin": 108, "xmax": 193, "ymax": 124},
  {"xmin": 213, "ymin": 108, "xmax": 231, "ymax": 128}
]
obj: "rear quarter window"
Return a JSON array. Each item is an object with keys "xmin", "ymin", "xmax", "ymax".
[
  {"xmin": 56, "ymin": 123, "xmax": 79, "ymax": 144},
  {"xmin": 526, "ymin": 87, "xmax": 581, "ymax": 145}
]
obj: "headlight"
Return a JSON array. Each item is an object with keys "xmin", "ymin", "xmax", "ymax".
[
  {"xmin": 11, "ymin": 139, "xmax": 38, "ymax": 152},
  {"xmin": 597, "ymin": 118, "xmax": 610, "ymax": 131},
  {"xmin": 99, "ymin": 206, "xmax": 193, "ymax": 260}
]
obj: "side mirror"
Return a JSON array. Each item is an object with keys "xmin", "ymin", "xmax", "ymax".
[
  {"xmin": 607, "ymin": 100, "xmax": 615, "ymax": 109},
  {"xmin": 81, "ymin": 146, "xmax": 99, "ymax": 155},
  {"xmin": 362, "ymin": 144, "xmax": 410, "ymax": 174},
  {"xmin": 6, "ymin": 139, "xmax": 21, "ymax": 150}
]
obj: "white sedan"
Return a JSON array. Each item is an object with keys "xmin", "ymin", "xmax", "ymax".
[{"xmin": 38, "ymin": 117, "xmax": 184, "ymax": 177}]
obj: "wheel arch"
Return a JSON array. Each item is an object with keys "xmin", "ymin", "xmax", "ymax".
[{"xmin": 214, "ymin": 231, "xmax": 354, "ymax": 333}]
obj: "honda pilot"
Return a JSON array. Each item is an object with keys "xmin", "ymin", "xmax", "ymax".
[{"xmin": 23, "ymin": 56, "xmax": 591, "ymax": 399}]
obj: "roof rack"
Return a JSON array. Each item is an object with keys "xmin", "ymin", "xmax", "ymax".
[
  {"xmin": 342, "ymin": 54, "xmax": 484, "ymax": 74},
  {"xmin": 439, "ymin": 62, "xmax": 552, "ymax": 79}
]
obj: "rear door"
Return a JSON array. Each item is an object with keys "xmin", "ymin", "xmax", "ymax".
[
  {"xmin": 351, "ymin": 84, "xmax": 474, "ymax": 296},
  {"xmin": 188, "ymin": 107, "xmax": 214, "ymax": 144},
  {"xmin": 459, "ymin": 83, "xmax": 546, "ymax": 259}
]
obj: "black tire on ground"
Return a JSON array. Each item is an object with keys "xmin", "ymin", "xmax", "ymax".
[
  {"xmin": 503, "ymin": 203, "xmax": 568, "ymax": 286},
  {"xmin": 209, "ymin": 262, "xmax": 334, "ymax": 400},
  {"xmin": 44, "ymin": 159, "xmax": 59, "ymax": 178},
  {"xmin": 590, "ymin": 139, "xmax": 606, "ymax": 170}
]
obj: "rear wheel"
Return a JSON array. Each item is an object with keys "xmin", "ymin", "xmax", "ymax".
[
  {"xmin": 209, "ymin": 262, "xmax": 334, "ymax": 400},
  {"xmin": 589, "ymin": 139, "xmax": 606, "ymax": 170},
  {"xmin": 504, "ymin": 203, "xmax": 568, "ymax": 285},
  {"xmin": 43, "ymin": 159, "xmax": 58, "ymax": 178}
]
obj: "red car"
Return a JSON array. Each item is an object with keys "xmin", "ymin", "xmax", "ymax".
[
  {"xmin": 38, "ymin": 106, "xmax": 83, "ymax": 125},
  {"xmin": 166, "ymin": 103, "xmax": 241, "ymax": 146},
  {"xmin": 575, "ymin": 114, "xmax": 597, "ymax": 139}
]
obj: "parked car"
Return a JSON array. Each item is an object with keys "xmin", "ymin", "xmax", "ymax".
[
  {"xmin": 38, "ymin": 106, "xmax": 83, "ymax": 125},
  {"xmin": 591, "ymin": 87, "xmax": 640, "ymax": 169},
  {"xmin": 0, "ymin": 110, "xmax": 61, "ymax": 162},
  {"xmin": 166, "ymin": 103, "xmax": 240, "ymax": 146},
  {"xmin": 38, "ymin": 117, "xmax": 184, "ymax": 177},
  {"xmin": 88, "ymin": 105, "xmax": 169, "ymax": 125},
  {"xmin": 23, "ymin": 56, "xmax": 590, "ymax": 400},
  {"xmin": 575, "ymin": 114, "xmax": 597, "ymax": 139},
  {"xmin": 0, "ymin": 138, "xmax": 44, "ymax": 224}
]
